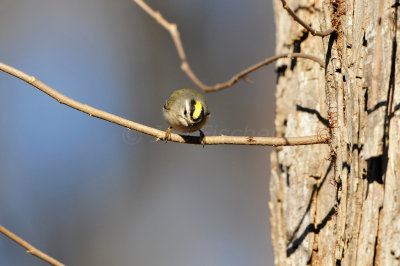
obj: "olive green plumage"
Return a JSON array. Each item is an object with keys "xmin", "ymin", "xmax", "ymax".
[{"xmin": 163, "ymin": 89, "xmax": 210, "ymax": 133}]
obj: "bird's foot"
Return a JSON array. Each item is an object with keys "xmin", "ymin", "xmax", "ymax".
[
  {"xmin": 164, "ymin": 127, "xmax": 172, "ymax": 143},
  {"xmin": 200, "ymin": 130, "xmax": 206, "ymax": 147}
]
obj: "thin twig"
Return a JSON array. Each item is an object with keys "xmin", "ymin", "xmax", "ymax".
[
  {"xmin": 0, "ymin": 225, "xmax": 64, "ymax": 266},
  {"xmin": 280, "ymin": 0, "xmax": 336, "ymax": 37},
  {"xmin": 0, "ymin": 62, "xmax": 329, "ymax": 146},
  {"xmin": 133, "ymin": 0, "xmax": 324, "ymax": 92},
  {"xmin": 203, "ymin": 53, "xmax": 325, "ymax": 92}
]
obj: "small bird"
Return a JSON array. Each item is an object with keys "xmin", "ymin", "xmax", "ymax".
[{"xmin": 163, "ymin": 88, "xmax": 210, "ymax": 142}]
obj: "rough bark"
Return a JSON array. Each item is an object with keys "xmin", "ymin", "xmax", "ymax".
[{"xmin": 269, "ymin": 0, "xmax": 400, "ymax": 265}]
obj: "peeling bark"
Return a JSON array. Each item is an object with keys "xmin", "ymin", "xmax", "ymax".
[{"xmin": 270, "ymin": 0, "xmax": 400, "ymax": 265}]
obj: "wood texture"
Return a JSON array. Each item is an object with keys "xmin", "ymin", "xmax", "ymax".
[{"xmin": 269, "ymin": 0, "xmax": 400, "ymax": 265}]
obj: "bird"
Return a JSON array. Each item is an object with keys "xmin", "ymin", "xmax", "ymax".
[{"xmin": 163, "ymin": 88, "xmax": 210, "ymax": 142}]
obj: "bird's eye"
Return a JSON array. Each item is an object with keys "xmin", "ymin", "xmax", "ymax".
[{"xmin": 183, "ymin": 109, "xmax": 187, "ymax": 115}]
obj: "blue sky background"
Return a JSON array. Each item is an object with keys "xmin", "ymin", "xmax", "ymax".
[{"xmin": 0, "ymin": 0, "xmax": 276, "ymax": 265}]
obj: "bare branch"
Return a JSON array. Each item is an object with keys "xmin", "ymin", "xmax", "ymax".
[
  {"xmin": 0, "ymin": 62, "xmax": 329, "ymax": 146},
  {"xmin": 279, "ymin": 0, "xmax": 336, "ymax": 37},
  {"xmin": 202, "ymin": 53, "xmax": 324, "ymax": 92},
  {"xmin": 0, "ymin": 225, "xmax": 64, "ymax": 266},
  {"xmin": 133, "ymin": 0, "xmax": 324, "ymax": 92}
]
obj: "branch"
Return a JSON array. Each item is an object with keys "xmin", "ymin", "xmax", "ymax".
[
  {"xmin": 279, "ymin": 0, "xmax": 336, "ymax": 37},
  {"xmin": 0, "ymin": 225, "xmax": 64, "ymax": 266},
  {"xmin": 197, "ymin": 53, "xmax": 324, "ymax": 92},
  {"xmin": 0, "ymin": 62, "xmax": 329, "ymax": 146},
  {"xmin": 133, "ymin": 0, "xmax": 324, "ymax": 92}
]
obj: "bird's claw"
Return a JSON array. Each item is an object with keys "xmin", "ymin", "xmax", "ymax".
[
  {"xmin": 200, "ymin": 130, "xmax": 206, "ymax": 147},
  {"xmin": 164, "ymin": 127, "xmax": 172, "ymax": 143}
]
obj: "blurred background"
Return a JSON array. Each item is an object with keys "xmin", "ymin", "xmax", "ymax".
[{"xmin": 0, "ymin": 0, "xmax": 276, "ymax": 265}]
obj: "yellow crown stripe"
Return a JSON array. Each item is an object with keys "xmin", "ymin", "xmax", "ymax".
[{"xmin": 192, "ymin": 100, "xmax": 202, "ymax": 120}]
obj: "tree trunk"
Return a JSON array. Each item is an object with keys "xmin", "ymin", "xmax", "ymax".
[{"xmin": 269, "ymin": 0, "xmax": 400, "ymax": 265}]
